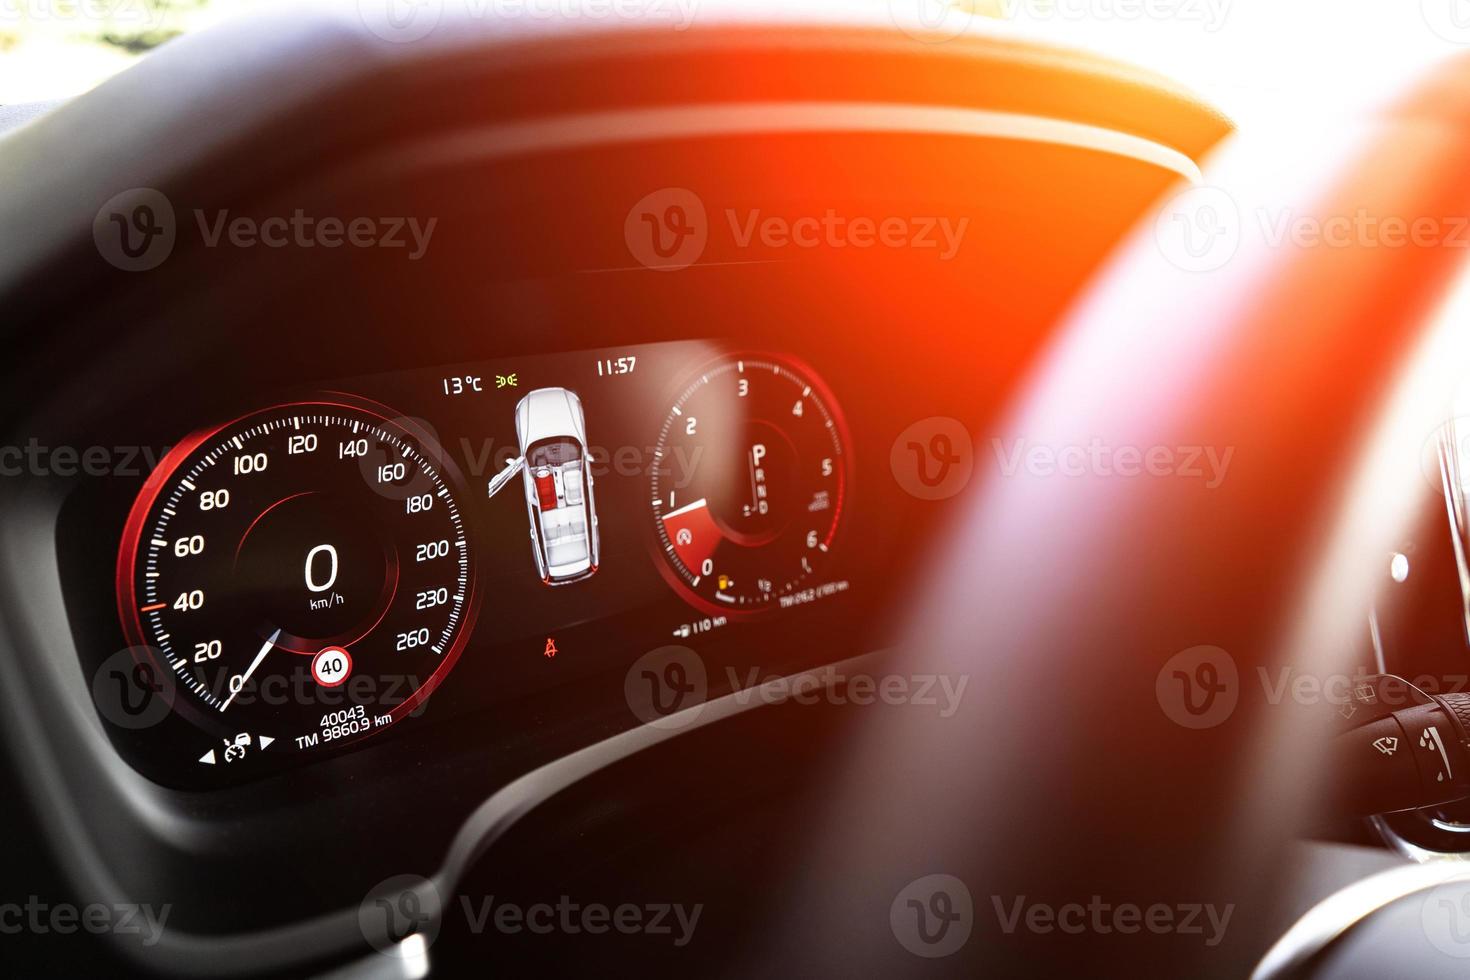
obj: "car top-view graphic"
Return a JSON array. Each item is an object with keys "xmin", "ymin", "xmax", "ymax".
[{"xmin": 488, "ymin": 387, "xmax": 601, "ymax": 584}]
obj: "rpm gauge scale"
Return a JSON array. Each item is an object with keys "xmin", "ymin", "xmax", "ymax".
[
  {"xmin": 650, "ymin": 355, "xmax": 848, "ymax": 613},
  {"xmin": 117, "ymin": 396, "xmax": 478, "ymax": 756}
]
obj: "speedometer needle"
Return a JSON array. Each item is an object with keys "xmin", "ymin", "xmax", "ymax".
[{"xmin": 222, "ymin": 628, "xmax": 281, "ymax": 712}]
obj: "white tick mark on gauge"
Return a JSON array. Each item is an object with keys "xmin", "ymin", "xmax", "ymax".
[{"xmin": 222, "ymin": 628, "xmax": 281, "ymax": 712}]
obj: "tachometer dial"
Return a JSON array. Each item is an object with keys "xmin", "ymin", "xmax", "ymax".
[
  {"xmin": 116, "ymin": 396, "xmax": 477, "ymax": 755},
  {"xmin": 650, "ymin": 355, "xmax": 847, "ymax": 613}
]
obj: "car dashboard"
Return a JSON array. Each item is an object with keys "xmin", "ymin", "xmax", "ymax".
[{"xmin": 0, "ymin": 5, "xmax": 1279, "ymax": 977}]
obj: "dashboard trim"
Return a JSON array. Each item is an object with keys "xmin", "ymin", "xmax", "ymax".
[{"xmin": 345, "ymin": 100, "xmax": 1205, "ymax": 187}]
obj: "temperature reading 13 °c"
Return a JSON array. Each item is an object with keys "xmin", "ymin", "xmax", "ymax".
[{"xmin": 442, "ymin": 375, "xmax": 484, "ymax": 396}]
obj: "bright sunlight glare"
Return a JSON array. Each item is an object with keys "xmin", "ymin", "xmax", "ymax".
[{"xmin": 0, "ymin": 0, "xmax": 1466, "ymax": 118}]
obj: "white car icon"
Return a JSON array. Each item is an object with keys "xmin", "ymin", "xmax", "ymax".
[{"xmin": 489, "ymin": 387, "xmax": 600, "ymax": 584}]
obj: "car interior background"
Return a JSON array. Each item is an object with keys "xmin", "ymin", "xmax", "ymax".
[{"xmin": 7, "ymin": 2, "xmax": 1470, "ymax": 978}]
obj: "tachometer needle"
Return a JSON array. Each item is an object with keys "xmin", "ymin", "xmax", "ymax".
[
  {"xmin": 222, "ymin": 628, "xmax": 281, "ymax": 712},
  {"xmin": 661, "ymin": 497, "xmax": 708, "ymax": 521}
]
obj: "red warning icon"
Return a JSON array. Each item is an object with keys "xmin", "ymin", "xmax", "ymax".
[{"xmin": 543, "ymin": 637, "xmax": 558, "ymax": 659}]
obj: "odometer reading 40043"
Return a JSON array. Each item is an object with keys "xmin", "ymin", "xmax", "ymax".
[
  {"xmin": 117, "ymin": 397, "xmax": 477, "ymax": 757},
  {"xmin": 651, "ymin": 355, "xmax": 848, "ymax": 613}
]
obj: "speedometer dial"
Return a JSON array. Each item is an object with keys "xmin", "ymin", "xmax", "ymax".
[
  {"xmin": 650, "ymin": 355, "xmax": 848, "ymax": 613},
  {"xmin": 116, "ymin": 396, "xmax": 477, "ymax": 756}
]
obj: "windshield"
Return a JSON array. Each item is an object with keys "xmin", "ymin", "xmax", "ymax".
[
  {"xmin": 0, "ymin": 0, "xmax": 266, "ymax": 103},
  {"xmin": 0, "ymin": 0, "xmax": 1464, "ymax": 121}
]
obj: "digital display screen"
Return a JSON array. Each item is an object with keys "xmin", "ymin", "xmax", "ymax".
[{"xmin": 107, "ymin": 339, "xmax": 858, "ymax": 778}]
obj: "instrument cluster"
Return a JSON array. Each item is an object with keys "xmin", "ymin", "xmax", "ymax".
[{"xmin": 99, "ymin": 339, "xmax": 861, "ymax": 781}]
